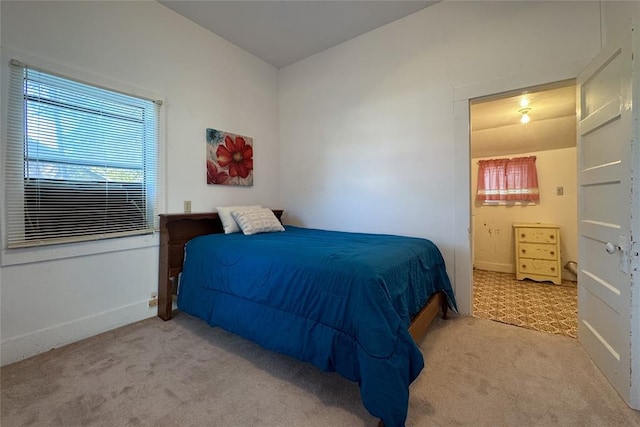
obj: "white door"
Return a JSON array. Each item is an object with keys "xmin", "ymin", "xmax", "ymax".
[{"xmin": 577, "ymin": 28, "xmax": 639, "ymax": 409}]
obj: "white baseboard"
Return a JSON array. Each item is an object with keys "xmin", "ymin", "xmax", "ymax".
[
  {"xmin": 473, "ymin": 261, "xmax": 514, "ymax": 274},
  {"xmin": 473, "ymin": 261, "xmax": 577, "ymax": 282},
  {"xmin": 1, "ymin": 300, "xmax": 156, "ymax": 367}
]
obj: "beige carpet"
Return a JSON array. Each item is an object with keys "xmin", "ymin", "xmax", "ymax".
[
  {"xmin": 473, "ymin": 269, "xmax": 578, "ymax": 338},
  {"xmin": 2, "ymin": 313, "xmax": 639, "ymax": 426}
]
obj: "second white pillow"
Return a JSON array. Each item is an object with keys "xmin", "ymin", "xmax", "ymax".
[
  {"xmin": 217, "ymin": 205, "xmax": 261, "ymax": 234},
  {"xmin": 231, "ymin": 208, "xmax": 285, "ymax": 235}
]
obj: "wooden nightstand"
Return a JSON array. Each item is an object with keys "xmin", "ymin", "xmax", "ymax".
[{"xmin": 513, "ymin": 223, "xmax": 562, "ymax": 285}]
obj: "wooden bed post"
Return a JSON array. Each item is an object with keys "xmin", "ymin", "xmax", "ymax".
[{"xmin": 158, "ymin": 214, "xmax": 174, "ymax": 320}]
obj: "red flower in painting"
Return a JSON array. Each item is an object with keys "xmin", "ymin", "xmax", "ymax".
[
  {"xmin": 207, "ymin": 160, "xmax": 229, "ymax": 184},
  {"xmin": 216, "ymin": 135, "xmax": 253, "ymax": 179}
]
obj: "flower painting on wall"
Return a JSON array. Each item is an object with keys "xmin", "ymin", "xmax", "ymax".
[{"xmin": 206, "ymin": 128, "xmax": 254, "ymax": 186}]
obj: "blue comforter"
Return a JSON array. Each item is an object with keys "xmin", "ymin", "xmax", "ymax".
[{"xmin": 178, "ymin": 226, "xmax": 456, "ymax": 426}]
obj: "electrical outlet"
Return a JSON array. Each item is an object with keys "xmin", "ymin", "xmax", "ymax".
[
  {"xmin": 556, "ymin": 187, "xmax": 564, "ymax": 196},
  {"xmin": 184, "ymin": 200, "xmax": 192, "ymax": 213},
  {"xmin": 149, "ymin": 291, "xmax": 158, "ymax": 307}
]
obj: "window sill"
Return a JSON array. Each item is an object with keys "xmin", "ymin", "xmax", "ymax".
[
  {"xmin": 480, "ymin": 201, "xmax": 537, "ymax": 206},
  {"xmin": 1, "ymin": 232, "xmax": 159, "ymax": 267}
]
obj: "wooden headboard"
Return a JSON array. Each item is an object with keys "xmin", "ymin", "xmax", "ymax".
[{"xmin": 157, "ymin": 210, "xmax": 283, "ymax": 320}]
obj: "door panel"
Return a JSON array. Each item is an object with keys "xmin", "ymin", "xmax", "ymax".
[
  {"xmin": 582, "ymin": 47, "xmax": 623, "ymax": 116},
  {"xmin": 582, "ymin": 116, "xmax": 624, "ymax": 169},
  {"xmin": 582, "ymin": 183, "xmax": 623, "ymax": 223},
  {"xmin": 581, "ymin": 236, "xmax": 624, "ymax": 312},
  {"xmin": 578, "ymin": 34, "xmax": 633, "ymax": 406},
  {"xmin": 579, "ymin": 268, "xmax": 622, "ymax": 314},
  {"xmin": 580, "ymin": 219, "xmax": 620, "ymax": 244},
  {"xmin": 581, "ymin": 292, "xmax": 623, "ymax": 358},
  {"xmin": 581, "ymin": 162, "xmax": 623, "ymax": 186}
]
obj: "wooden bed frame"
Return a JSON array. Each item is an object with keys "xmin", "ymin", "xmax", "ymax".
[{"xmin": 157, "ymin": 211, "xmax": 449, "ymax": 344}]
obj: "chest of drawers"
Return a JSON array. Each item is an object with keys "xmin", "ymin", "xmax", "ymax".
[{"xmin": 513, "ymin": 223, "xmax": 562, "ymax": 285}]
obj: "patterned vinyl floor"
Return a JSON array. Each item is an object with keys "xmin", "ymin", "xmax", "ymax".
[{"xmin": 472, "ymin": 269, "xmax": 578, "ymax": 338}]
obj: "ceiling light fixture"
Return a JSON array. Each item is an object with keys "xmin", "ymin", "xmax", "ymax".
[{"xmin": 518, "ymin": 107, "xmax": 531, "ymax": 124}]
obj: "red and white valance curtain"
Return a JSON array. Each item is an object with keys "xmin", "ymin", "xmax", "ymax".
[{"xmin": 476, "ymin": 156, "xmax": 539, "ymax": 202}]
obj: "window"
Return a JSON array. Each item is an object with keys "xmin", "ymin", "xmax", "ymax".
[
  {"xmin": 476, "ymin": 156, "xmax": 539, "ymax": 203},
  {"xmin": 4, "ymin": 60, "xmax": 160, "ymax": 248}
]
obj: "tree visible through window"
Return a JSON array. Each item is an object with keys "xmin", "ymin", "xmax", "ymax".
[
  {"xmin": 476, "ymin": 156, "xmax": 539, "ymax": 203},
  {"xmin": 4, "ymin": 61, "xmax": 160, "ymax": 247}
]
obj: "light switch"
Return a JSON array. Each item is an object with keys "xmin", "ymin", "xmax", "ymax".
[{"xmin": 556, "ymin": 187, "xmax": 563, "ymax": 196}]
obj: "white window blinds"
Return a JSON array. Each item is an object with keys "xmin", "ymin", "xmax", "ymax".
[{"xmin": 5, "ymin": 60, "xmax": 160, "ymax": 248}]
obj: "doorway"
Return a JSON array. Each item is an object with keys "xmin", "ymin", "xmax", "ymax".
[
  {"xmin": 468, "ymin": 80, "xmax": 578, "ymax": 338},
  {"xmin": 451, "ymin": 32, "xmax": 639, "ymax": 411}
]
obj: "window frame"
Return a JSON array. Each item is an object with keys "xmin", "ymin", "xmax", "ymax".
[{"xmin": 1, "ymin": 51, "xmax": 166, "ymax": 266}]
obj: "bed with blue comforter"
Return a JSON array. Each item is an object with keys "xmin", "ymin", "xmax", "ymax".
[{"xmin": 176, "ymin": 225, "xmax": 455, "ymax": 427}]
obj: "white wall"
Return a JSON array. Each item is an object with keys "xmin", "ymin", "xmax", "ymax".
[
  {"xmin": 601, "ymin": 1, "xmax": 640, "ymax": 46},
  {"xmin": 0, "ymin": 1, "xmax": 280, "ymax": 365},
  {"xmin": 472, "ymin": 148, "xmax": 578, "ymax": 280},
  {"xmin": 279, "ymin": 1, "xmax": 601, "ymax": 313}
]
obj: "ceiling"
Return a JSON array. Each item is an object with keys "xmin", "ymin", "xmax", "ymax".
[
  {"xmin": 470, "ymin": 81, "xmax": 577, "ymax": 158},
  {"xmin": 158, "ymin": 1, "xmax": 576, "ymax": 158},
  {"xmin": 159, "ymin": 1, "xmax": 437, "ymax": 68}
]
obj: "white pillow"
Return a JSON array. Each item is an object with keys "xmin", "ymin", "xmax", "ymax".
[
  {"xmin": 231, "ymin": 208, "xmax": 285, "ymax": 236},
  {"xmin": 217, "ymin": 205, "xmax": 261, "ymax": 234}
]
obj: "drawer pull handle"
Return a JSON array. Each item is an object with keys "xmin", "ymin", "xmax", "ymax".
[
  {"xmin": 550, "ymin": 235, "xmax": 554, "ymax": 239},
  {"xmin": 550, "ymin": 251, "xmax": 555, "ymax": 256},
  {"xmin": 522, "ymin": 265, "xmax": 526, "ymax": 269},
  {"xmin": 521, "ymin": 249, "xmax": 526, "ymax": 253},
  {"xmin": 550, "ymin": 267, "xmax": 555, "ymax": 271},
  {"xmin": 521, "ymin": 233, "xmax": 526, "ymax": 238}
]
